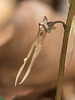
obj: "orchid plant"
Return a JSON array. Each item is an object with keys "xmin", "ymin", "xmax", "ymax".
[{"xmin": 15, "ymin": 0, "xmax": 75, "ymax": 100}]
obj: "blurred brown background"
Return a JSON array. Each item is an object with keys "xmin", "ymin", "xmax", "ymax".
[{"xmin": 0, "ymin": 0, "xmax": 75, "ymax": 100}]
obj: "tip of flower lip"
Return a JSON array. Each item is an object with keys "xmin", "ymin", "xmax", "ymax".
[
  {"xmin": 19, "ymin": 82, "xmax": 22, "ymax": 85},
  {"xmin": 15, "ymin": 80, "xmax": 22, "ymax": 87},
  {"xmin": 15, "ymin": 81, "xmax": 17, "ymax": 87},
  {"xmin": 15, "ymin": 62, "xmax": 26, "ymax": 87}
]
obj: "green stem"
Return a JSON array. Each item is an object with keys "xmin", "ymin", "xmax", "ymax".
[{"xmin": 56, "ymin": 0, "xmax": 75, "ymax": 100}]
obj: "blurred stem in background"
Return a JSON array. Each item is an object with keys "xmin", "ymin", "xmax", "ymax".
[{"xmin": 56, "ymin": 0, "xmax": 75, "ymax": 100}]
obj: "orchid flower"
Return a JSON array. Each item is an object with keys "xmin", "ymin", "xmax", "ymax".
[
  {"xmin": 15, "ymin": 16, "xmax": 56, "ymax": 86},
  {"xmin": 15, "ymin": 16, "xmax": 66, "ymax": 86}
]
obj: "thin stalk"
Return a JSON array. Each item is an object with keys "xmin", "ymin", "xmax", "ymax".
[
  {"xmin": 47, "ymin": 21, "xmax": 65, "ymax": 26},
  {"xmin": 56, "ymin": 0, "xmax": 75, "ymax": 100}
]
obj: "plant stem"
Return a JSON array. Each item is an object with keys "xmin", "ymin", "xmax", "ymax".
[{"xmin": 56, "ymin": 0, "xmax": 75, "ymax": 100}]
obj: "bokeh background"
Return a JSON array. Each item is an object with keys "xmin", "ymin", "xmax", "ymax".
[{"xmin": 0, "ymin": 0, "xmax": 75, "ymax": 100}]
